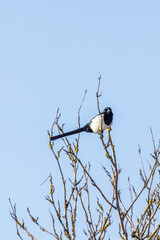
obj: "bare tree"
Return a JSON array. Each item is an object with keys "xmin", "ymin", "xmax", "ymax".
[{"xmin": 10, "ymin": 77, "xmax": 160, "ymax": 240}]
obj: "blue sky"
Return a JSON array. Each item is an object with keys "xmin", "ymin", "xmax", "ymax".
[{"xmin": 0, "ymin": 1, "xmax": 160, "ymax": 239}]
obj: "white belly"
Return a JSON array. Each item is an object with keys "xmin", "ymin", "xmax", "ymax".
[{"xmin": 89, "ymin": 114, "xmax": 109, "ymax": 134}]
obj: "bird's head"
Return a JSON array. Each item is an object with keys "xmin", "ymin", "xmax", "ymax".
[{"xmin": 103, "ymin": 107, "xmax": 112, "ymax": 114}]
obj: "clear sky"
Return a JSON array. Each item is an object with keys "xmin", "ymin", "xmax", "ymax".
[{"xmin": 0, "ymin": 1, "xmax": 160, "ymax": 239}]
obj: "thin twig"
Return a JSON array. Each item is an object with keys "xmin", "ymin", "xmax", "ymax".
[
  {"xmin": 67, "ymin": 150, "xmax": 116, "ymax": 209},
  {"xmin": 125, "ymin": 161, "xmax": 158, "ymax": 216}
]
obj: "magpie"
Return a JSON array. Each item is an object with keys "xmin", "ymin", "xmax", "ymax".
[{"xmin": 50, "ymin": 107, "xmax": 113, "ymax": 141}]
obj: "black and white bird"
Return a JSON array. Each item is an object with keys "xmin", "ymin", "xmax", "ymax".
[{"xmin": 50, "ymin": 107, "xmax": 113, "ymax": 141}]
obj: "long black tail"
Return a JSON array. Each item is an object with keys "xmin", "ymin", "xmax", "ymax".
[{"xmin": 50, "ymin": 125, "xmax": 90, "ymax": 141}]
